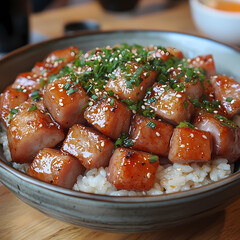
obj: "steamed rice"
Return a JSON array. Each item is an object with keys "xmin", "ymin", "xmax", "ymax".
[{"xmin": 0, "ymin": 123, "xmax": 233, "ymax": 196}]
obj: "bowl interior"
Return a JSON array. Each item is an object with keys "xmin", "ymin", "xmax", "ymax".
[{"xmin": 1, "ymin": 30, "xmax": 240, "ymax": 202}]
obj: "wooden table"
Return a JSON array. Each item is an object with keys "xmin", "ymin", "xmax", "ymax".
[{"xmin": 1, "ymin": 0, "xmax": 240, "ymax": 239}]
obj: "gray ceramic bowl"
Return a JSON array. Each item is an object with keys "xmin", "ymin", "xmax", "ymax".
[{"xmin": 1, "ymin": 30, "xmax": 240, "ymax": 232}]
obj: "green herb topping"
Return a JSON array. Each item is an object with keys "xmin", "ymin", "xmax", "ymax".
[
  {"xmin": 177, "ymin": 121, "xmax": 195, "ymax": 129},
  {"xmin": 149, "ymin": 155, "xmax": 158, "ymax": 163},
  {"xmin": 146, "ymin": 121, "xmax": 156, "ymax": 129}
]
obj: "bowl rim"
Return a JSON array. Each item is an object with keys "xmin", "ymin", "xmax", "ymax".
[
  {"xmin": 190, "ymin": 0, "xmax": 240, "ymax": 18},
  {"xmin": 1, "ymin": 29, "xmax": 240, "ymax": 203}
]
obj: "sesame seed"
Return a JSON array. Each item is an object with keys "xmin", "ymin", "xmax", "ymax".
[
  {"xmin": 180, "ymin": 144, "xmax": 185, "ymax": 148},
  {"xmin": 202, "ymin": 135, "xmax": 208, "ymax": 139}
]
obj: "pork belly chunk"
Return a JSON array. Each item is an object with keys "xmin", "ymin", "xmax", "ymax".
[
  {"xmin": 105, "ymin": 62, "xmax": 158, "ymax": 102},
  {"xmin": 11, "ymin": 72, "xmax": 46, "ymax": 92},
  {"xmin": 147, "ymin": 46, "xmax": 183, "ymax": 61},
  {"xmin": 84, "ymin": 98, "xmax": 132, "ymax": 140},
  {"xmin": 168, "ymin": 127, "xmax": 212, "ymax": 163},
  {"xmin": 27, "ymin": 148, "xmax": 85, "ymax": 189},
  {"xmin": 193, "ymin": 112, "xmax": 240, "ymax": 163},
  {"xmin": 7, "ymin": 102, "xmax": 65, "ymax": 163},
  {"xmin": 130, "ymin": 115, "xmax": 173, "ymax": 156},
  {"xmin": 62, "ymin": 124, "xmax": 114, "ymax": 170},
  {"xmin": 210, "ymin": 75, "xmax": 240, "ymax": 117},
  {"xmin": 43, "ymin": 76, "xmax": 89, "ymax": 128},
  {"xmin": 147, "ymin": 83, "xmax": 194, "ymax": 125},
  {"xmin": 166, "ymin": 47, "xmax": 184, "ymax": 59},
  {"xmin": 188, "ymin": 55, "xmax": 216, "ymax": 77},
  {"xmin": 0, "ymin": 88, "xmax": 28, "ymax": 127},
  {"xmin": 32, "ymin": 46, "xmax": 79, "ymax": 78},
  {"xmin": 169, "ymin": 68, "xmax": 203, "ymax": 100},
  {"xmin": 107, "ymin": 148, "xmax": 159, "ymax": 191}
]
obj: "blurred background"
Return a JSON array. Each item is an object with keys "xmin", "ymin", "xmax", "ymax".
[{"xmin": 0, "ymin": 0, "xmax": 239, "ymax": 55}]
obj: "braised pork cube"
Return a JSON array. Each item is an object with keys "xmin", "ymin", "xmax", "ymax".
[
  {"xmin": 168, "ymin": 127, "xmax": 212, "ymax": 163},
  {"xmin": 62, "ymin": 124, "xmax": 114, "ymax": 170},
  {"xmin": 147, "ymin": 46, "xmax": 183, "ymax": 61},
  {"xmin": 130, "ymin": 115, "xmax": 173, "ymax": 156},
  {"xmin": 169, "ymin": 68, "xmax": 203, "ymax": 100},
  {"xmin": 32, "ymin": 46, "xmax": 79, "ymax": 78},
  {"xmin": 210, "ymin": 75, "xmax": 240, "ymax": 117},
  {"xmin": 27, "ymin": 148, "xmax": 85, "ymax": 189},
  {"xmin": 166, "ymin": 47, "xmax": 184, "ymax": 59},
  {"xmin": 7, "ymin": 102, "xmax": 65, "ymax": 163},
  {"xmin": 188, "ymin": 55, "xmax": 216, "ymax": 77},
  {"xmin": 105, "ymin": 62, "xmax": 158, "ymax": 102},
  {"xmin": 0, "ymin": 88, "xmax": 28, "ymax": 127},
  {"xmin": 147, "ymin": 83, "xmax": 194, "ymax": 125},
  {"xmin": 84, "ymin": 98, "xmax": 132, "ymax": 140},
  {"xmin": 107, "ymin": 148, "xmax": 159, "ymax": 191},
  {"xmin": 43, "ymin": 76, "xmax": 88, "ymax": 128},
  {"xmin": 11, "ymin": 72, "xmax": 47, "ymax": 92},
  {"xmin": 194, "ymin": 112, "xmax": 240, "ymax": 163}
]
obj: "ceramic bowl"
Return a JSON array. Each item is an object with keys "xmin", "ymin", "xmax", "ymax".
[
  {"xmin": 189, "ymin": 0, "xmax": 240, "ymax": 45},
  {"xmin": 1, "ymin": 30, "xmax": 240, "ymax": 232}
]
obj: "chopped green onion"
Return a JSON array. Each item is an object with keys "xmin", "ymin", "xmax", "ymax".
[
  {"xmin": 183, "ymin": 100, "xmax": 188, "ymax": 108},
  {"xmin": 28, "ymin": 104, "xmax": 37, "ymax": 111},
  {"xmin": 31, "ymin": 89, "xmax": 41, "ymax": 101},
  {"xmin": 110, "ymin": 98, "xmax": 115, "ymax": 106},
  {"xmin": 91, "ymin": 95, "xmax": 99, "ymax": 101},
  {"xmin": 149, "ymin": 155, "xmax": 158, "ymax": 163},
  {"xmin": 146, "ymin": 121, "xmax": 156, "ymax": 129},
  {"xmin": 67, "ymin": 88, "xmax": 78, "ymax": 95},
  {"xmin": 226, "ymin": 97, "xmax": 233, "ymax": 102},
  {"xmin": 177, "ymin": 121, "xmax": 195, "ymax": 129},
  {"xmin": 63, "ymin": 82, "xmax": 71, "ymax": 90},
  {"xmin": 54, "ymin": 57, "xmax": 65, "ymax": 62},
  {"xmin": 108, "ymin": 90, "xmax": 114, "ymax": 97},
  {"xmin": 15, "ymin": 88, "xmax": 24, "ymax": 92},
  {"xmin": 10, "ymin": 108, "xmax": 18, "ymax": 115}
]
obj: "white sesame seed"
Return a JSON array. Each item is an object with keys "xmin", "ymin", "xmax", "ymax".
[
  {"xmin": 202, "ymin": 135, "xmax": 208, "ymax": 139},
  {"xmin": 180, "ymin": 144, "xmax": 185, "ymax": 148}
]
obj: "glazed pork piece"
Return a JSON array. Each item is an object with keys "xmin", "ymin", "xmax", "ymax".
[
  {"xmin": 32, "ymin": 46, "xmax": 79, "ymax": 78},
  {"xmin": 105, "ymin": 62, "xmax": 158, "ymax": 102},
  {"xmin": 107, "ymin": 148, "xmax": 159, "ymax": 191},
  {"xmin": 188, "ymin": 55, "xmax": 216, "ymax": 77},
  {"xmin": 210, "ymin": 75, "xmax": 240, "ymax": 117},
  {"xmin": 27, "ymin": 148, "xmax": 85, "ymax": 189},
  {"xmin": 0, "ymin": 88, "xmax": 28, "ymax": 127},
  {"xmin": 7, "ymin": 100, "xmax": 65, "ymax": 163},
  {"xmin": 130, "ymin": 115, "xmax": 173, "ymax": 156},
  {"xmin": 84, "ymin": 97, "xmax": 132, "ymax": 140},
  {"xmin": 193, "ymin": 111, "xmax": 240, "ymax": 163},
  {"xmin": 62, "ymin": 124, "xmax": 114, "ymax": 170},
  {"xmin": 147, "ymin": 83, "xmax": 194, "ymax": 125},
  {"xmin": 43, "ymin": 76, "xmax": 89, "ymax": 128},
  {"xmin": 168, "ymin": 68, "xmax": 204, "ymax": 100},
  {"xmin": 11, "ymin": 72, "xmax": 47, "ymax": 92},
  {"xmin": 168, "ymin": 127, "xmax": 212, "ymax": 163}
]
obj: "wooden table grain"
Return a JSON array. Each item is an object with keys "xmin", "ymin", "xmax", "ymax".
[{"xmin": 1, "ymin": 0, "xmax": 240, "ymax": 239}]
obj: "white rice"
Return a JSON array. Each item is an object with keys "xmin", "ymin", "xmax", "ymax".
[
  {"xmin": 72, "ymin": 159, "xmax": 231, "ymax": 196},
  {"xmin": 0, "ymin": 123, "xmax": 234, "ymax": 196}
]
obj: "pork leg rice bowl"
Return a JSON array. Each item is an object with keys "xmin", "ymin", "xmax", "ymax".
[{"xmin": 1, "ymin": 43, "xmax": 239, "ymax": 197}]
